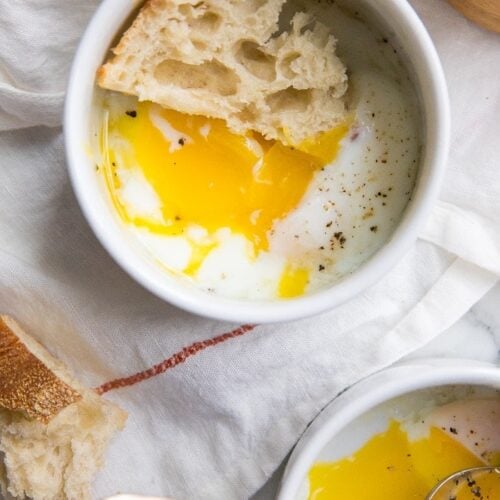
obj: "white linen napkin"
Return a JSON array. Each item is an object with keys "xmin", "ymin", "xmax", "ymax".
[{"xmin": 0, "ymin": 1, "xmax": 498, "ymax": 498}]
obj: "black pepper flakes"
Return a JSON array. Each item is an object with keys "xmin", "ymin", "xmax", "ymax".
[
  {"xmin": 467, "ymin": 477, "xmax": 476, "ymax": 487},
  {"xmin": 125, "ymin": 110, "xmax": 137, "ymax": 118},
  {"xmin": 370, "ymin": 225, "xmax": 378, "ymax": 233},
  {"xmin": 178, "ymin": 137, "xmax": 186, "ymax": 146},
  {"xmin": 319, "ymin": 264, "xmax": 325, "ymax": 271},
  {"xmin": 470, "ymin": 486, "xmax": 481, "ymax": 498}
]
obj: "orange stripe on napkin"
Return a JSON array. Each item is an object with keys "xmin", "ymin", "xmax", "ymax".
[{"xmin": 96, "ymin": 324, "xmax": 256, "ymax": 394}]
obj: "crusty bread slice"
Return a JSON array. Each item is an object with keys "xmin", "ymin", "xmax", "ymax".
[
  {"xmin": 0, "ymin": 316, "xmax": 127, "ymax": 500},
  {"xmin": 0, "ymin": 317, "xmax": 82, "ymax": 423},
  {"xmin": 97, "ymin": 0, "xmax": 348, "ymax": 145}
]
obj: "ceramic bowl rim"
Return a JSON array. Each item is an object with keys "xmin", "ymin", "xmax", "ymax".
[
  {"xmin": 277, "ymin": 361, "xmax": 500, "ymax": 499},
  {"xmin": 64, "ymin": 0, "xmax": 450, "ymax": 323}
]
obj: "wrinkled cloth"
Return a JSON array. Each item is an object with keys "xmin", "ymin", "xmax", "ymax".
[{"xmin": 0, "ymin": 1, "xmax": 499, "ymax": 498}]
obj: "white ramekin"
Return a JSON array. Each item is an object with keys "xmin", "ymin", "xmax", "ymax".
[
  {"xmin": 64, "ymin": 0, "xmax": 450, "ymax": 323},
  {"xmin": 277, "ymin": 359, "xmax": 500, "ymax": 499}
]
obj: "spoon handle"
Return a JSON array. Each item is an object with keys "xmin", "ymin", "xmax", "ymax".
[{"xmin": 427, "ymin": 466, "xmax": 500, "ymax": 499}]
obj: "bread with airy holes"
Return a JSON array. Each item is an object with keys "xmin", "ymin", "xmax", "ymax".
[
  {"xmin": 97, "ymin": 0, "xmax": 348, "ymax": 145},
  {"xmin": 0, "ymin": 315, "xmax": 126, "ymax": 500}
]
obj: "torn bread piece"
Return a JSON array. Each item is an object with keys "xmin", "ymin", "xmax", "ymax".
[
  {"xmin": 0, "ymin": 316, "xmax": 126, "ymax": 500},
  {"xmin": 97, "ymin": 0, "xmax": 348, "ymax": 145}
]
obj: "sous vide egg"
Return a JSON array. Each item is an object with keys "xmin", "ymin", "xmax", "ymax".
[
  {"xmin": 307, "ymin": 399, "xmax": 500, "ymax": 500},
  {"xmin": 102, "ymin": 99, "xmax": 348, "ymax": 299},
  {"xmin": 97, "ymin": 4, "xmax": 421, "ymax": 301}
]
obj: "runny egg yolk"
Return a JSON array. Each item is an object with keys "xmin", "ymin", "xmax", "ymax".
[
  {"xmin": 103, "ymin": 101, "xmax": 349, "ymax": 297},
  {"xmin": 308, "ymin": 420, "xmax": 500, "ymax": 500},
  {"xmin": 278, "ymin": 265, "xmax": 310, "ymax": 299}
]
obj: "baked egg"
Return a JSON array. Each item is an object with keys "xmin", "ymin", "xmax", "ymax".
[
  {"xmin": 96, "ymin": 3, "xmax": 421, "ymax": 301},
  {"xmin": 307, "ymin": 399, "xmax": 500, "ymax": 499}
]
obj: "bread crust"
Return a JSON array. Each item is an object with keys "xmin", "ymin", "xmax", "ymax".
[{"xmin": 0, "ymin": 316, "xmax": 81, "ymax": 423}]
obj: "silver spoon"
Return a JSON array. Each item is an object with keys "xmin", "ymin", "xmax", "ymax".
[{"xmin": 427, "ymin": 466, "xmax": 500, "ymax": 499}]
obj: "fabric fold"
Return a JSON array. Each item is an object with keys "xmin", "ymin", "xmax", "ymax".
[
  {"xmin": 0, "ymin": 83, "xmax": 64, "ymax": 130},
  {"xmin": 422, "ymin": 201, "xmax": 500, "ymax": 276}
]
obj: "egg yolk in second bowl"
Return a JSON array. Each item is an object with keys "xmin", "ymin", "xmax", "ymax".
[{"xmin": 308, "ymin": 420, "xmax": 500, "ymax": 500}]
